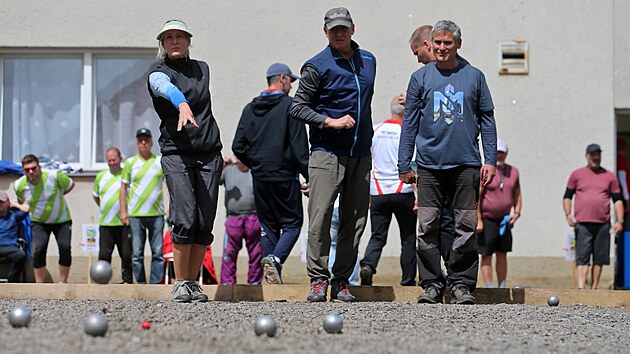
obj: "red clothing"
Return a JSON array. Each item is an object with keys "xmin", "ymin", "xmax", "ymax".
[
  {"xmin": 481, "ymin": 164, "xmax": 519, "ymax": 219},
  {"xmin": 617, "ymin": 153, "xmax": 630, "ymax": 200},
  {"xmin": 163, "ymin": 229, "xmax": 218, "ymax": 284},
  {"xmin": 567, "ymin": 166, "xmax": 620, "ymax": 223}
]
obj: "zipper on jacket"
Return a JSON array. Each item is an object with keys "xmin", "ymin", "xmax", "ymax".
[{"xmin": 348, "ymin": 58, "xmax": 360, "ymax": 157}]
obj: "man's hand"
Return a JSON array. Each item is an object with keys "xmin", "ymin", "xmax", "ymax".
[
  {"xmin": 324, "ymin": 115, "xmax": 355, "ymax": 129},
  {"xmin": 120, "ymin": 210, "xmax": 129, "ymax": 225},
  {"xmin": 413, "ymin": 197, "xmax": 418, "ymax": 214},
  {"xmin": 509, "ymin": 212, "xmax": 521, "ymax": 225},
  {"xmin": 395, "ymin": 92, "xmax": 406, "ymax": 106},
  {"xmin": 399, "ymin": 171, "xmax": 416, "ymax": 184},
  {"xmin": 614, "ymin": 221, "xmax": 623, "ymax": 234},
  {"xmin": 480, "ymin": 164, "xmax": 496, "ymax": 187},
  {"xmin": 178, "ymin": 102, "xmax": 199, "ymax": 131},
  {"xmin": 565, "ymin": 214, "xmax": 575, "ymax": 227},
  {"xmin": 476, "ymin": 218, "xmax": 484, "ymax": 234}
]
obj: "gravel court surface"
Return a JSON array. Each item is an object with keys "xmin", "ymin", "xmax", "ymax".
[{"xmin": 1, "ymin": 300, "xmax": 629, "ymax": 354}]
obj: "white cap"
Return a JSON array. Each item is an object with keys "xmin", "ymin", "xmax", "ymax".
[
  {"xmin": 157, "ymin": 20, "xmax": 193, "ymax": 40},
  {"xmin": 497, "ymin": 139, "xmax": 509, "ymax": 153}
]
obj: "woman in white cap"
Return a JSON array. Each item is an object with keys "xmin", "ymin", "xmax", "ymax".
[{"xmin": 148, "ymin": 19, "xmax": 223, "ymax": 303}]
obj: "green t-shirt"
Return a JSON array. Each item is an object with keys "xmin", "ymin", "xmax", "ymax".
[
  {"xmin": 15, "ymin": 170, "xmax": 73, "ymax": 224},
  {"xmin": 121, "ymin": 154, "xmax": 164, "ymax": 217},
  {"xmin": 93, "ymin": 169, "xmax": 123, "ymax": 226}
]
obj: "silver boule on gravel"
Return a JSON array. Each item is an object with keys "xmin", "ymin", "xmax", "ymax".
[
  {"xmin": 301, "ymin": 182, "xmax": 309, "ymax": 190},
  {"xmin": 90, "ymin": 260, "xmax": 113, "ymax": 284},
  {"xmin": 84, "ymin": 314, "xmax": 108, "ymax": 337},
  {"xmin": 547, "ymin": 295, "xmax": 560, "ymax": 307},
  {"xmin": 254, "ymin": 315, "xmax": 277, "ymax": 337},
  {"xmin": 8, "ymin": 306, "xmax": 32, "ymax": 328},
  {"xmin": 322, "ymin": 312, "xmax": 343, "ymax": 334}
]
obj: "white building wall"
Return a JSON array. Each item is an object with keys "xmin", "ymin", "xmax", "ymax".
[{"xmin": 0, "ymin": 0, "xmax": 622, "ymax": 258}]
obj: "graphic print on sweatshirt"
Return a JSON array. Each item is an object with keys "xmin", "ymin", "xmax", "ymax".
[{"xmin": 433, "ymin": 84, "xmax": 463, "ymax": 125}]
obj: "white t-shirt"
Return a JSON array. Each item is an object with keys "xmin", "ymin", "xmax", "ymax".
[{"xmin": 370, "ymin": 119, "xmax": 414, "ymax": 195}]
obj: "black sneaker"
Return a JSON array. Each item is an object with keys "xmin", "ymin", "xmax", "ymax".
[
  {"xmin": 450, "ymin": 286, "xmax": 475, "ymax": 304},
  {"xmin": 306, "ymin": 278, "xmax": 329, "ymax": 302},
  {"xmin": 171, "ymin": 281, "xmax": 192, "ymax": 303},
  {"xmin": 186, "ymin": 281, "xmax": 209, "ymax": 302},
  {"xmin": 360, "ymin": 266, "xmax": 373, "ymax": 286},
  {"xmin": 261, "ymin": 256, "xmax": 283, "ymax": 284},
  {"xmin": 417, "ymin": 285, "xmax": 443, "ymax": 304},
  {"xmin": 330, "ymin": 279, "xmax": 355, "ymax": 302}
]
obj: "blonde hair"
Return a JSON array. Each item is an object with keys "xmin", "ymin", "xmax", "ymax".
[{"xmin": 156, "ymin": 35, "xmax": 192, "ymax": 60}]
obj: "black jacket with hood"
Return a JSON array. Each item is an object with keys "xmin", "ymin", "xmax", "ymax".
[{"xmin": 232, "ymin": 92, "xmax": 309, "ymax": 182}]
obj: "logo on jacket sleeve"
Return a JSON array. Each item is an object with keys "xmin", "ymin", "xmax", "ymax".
[{"xmin": 433, "ymin": 84, "xmax": 464, "ymax": 125}]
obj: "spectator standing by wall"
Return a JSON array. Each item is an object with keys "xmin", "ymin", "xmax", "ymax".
[
  {"xmin": 220, "ymin": 157, "xmax": 263, "ymax": 285},
  {"xmin": 476, "ymin": 139, "xmax": 521, "ymax": 288},
  {"xmin": 563, "ymin": 143, "xmax": 624, "ymax": 289},
  {"xmin": 15, "ymin": 154, "xmax": 75, "ymax": 283}
]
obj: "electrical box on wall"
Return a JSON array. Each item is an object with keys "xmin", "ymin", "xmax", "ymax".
[{"xmin": 499, "ymin": 41, "xmax": 529, "ymax": 75}]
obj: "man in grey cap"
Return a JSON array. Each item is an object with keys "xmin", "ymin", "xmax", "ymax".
[
  {"xmin": 291, "ymin": 7, "xmax": 377, "ymax": 302},
  {"xmin": 563, "ymin": 143, "xmax": 624, "ymax": 289},
  {"xmin": 232, "ymin": 63, "xmax": 309, "ymax": 285},
  {"xmin": 0, "ymin": 191, "xmax": 30, "ymax": 282},
  {"xmin": 119, "ymin": 128, "xmax": 166, "ymax": 284}
]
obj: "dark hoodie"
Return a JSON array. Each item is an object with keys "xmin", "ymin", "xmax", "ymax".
[{"xmin": 232, "ymin": 91, "xmax": 309, "ymax": 182}]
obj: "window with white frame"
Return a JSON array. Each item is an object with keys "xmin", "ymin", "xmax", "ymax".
[{"xmin": 1, "ymin": 51, "xmax": 160, "ymax": 170}]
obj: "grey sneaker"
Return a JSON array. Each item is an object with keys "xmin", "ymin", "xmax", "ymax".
[
  {"xmin": 306, "ymin": 278, "xmax": 329, "ymax": 302},
  {"xmin": 330, "ymin": 280, "xmax": 355, "ymax": 302},
  {"xmin": 186, "ymin": 281, "xmax": 209, "ymax": 302},
  {"xmin": 171, "ymin": 281, "xmax": 192, "ymax": 303},
  {"xmin": 417, "ymin": 285, "xmax": 443, "ymax": 304},
  {"xmin": 450, "ymin": 286, "xmax": 475, "ymax": 304},
  {"xmin": 360, "ymin": 266, "xmax": 373, "ymax": 286},
  {"xmin": 261, "ymin": 256, "xmax": 283, "ymax": 284}
]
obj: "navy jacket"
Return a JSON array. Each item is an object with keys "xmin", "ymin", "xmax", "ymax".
[{"xmin": 294, "ymin": 41, "xmax": 377, "ymax": 157}]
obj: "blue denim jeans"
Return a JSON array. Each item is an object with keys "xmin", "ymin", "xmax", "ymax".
[{"xmin": 129, "ymin": 216, "xmax": 164, "ymax": 284}]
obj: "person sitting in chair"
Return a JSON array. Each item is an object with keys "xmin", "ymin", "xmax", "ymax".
[{"xmin": 0, "ymin": 191, "xmax": 30, "ymax": 282}]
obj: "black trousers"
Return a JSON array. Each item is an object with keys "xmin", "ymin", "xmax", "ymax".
[
  {"xmin": 416, "ymin": 166, "xmax": 480, "ymax": 291},
  {"xmin": 361, "ymin": 193, "xmax": 417, "ymax": 286},
  {"xmin": 98, "ymin": 226, "xmax": 133, "ymax": 283},
  {"xmin": 0, "ymin": 245, "xmax": 26, "ymax": 282}
]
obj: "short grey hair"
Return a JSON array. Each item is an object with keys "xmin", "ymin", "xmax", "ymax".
[
  {"xmin": 390, "ymin": 97, "xmax": 404, "ymax": 116},
  {"xmin": 431, "ymin": 20, "xmax": 461, "ymax": 42}
]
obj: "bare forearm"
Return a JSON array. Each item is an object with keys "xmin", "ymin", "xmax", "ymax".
[
  {"xmin": 562, "ymin": 198, "xmax": 572, "ymax": 217},
  {"xmin": 614, "ymin": 200, "xmax": 624, "ymax": 221}
]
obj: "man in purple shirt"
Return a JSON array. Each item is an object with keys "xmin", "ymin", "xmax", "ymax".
[{"xmin": 563, "ymin": 143, "xmax": 624, "ymax": 289}]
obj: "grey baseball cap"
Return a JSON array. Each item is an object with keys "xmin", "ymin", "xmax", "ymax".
[
  {"xmin": 266, "ymin": 63, "xmax": 299, "ymax": 81},
  {"xmin": 324, "ymin": 7, "xmax": 353, "ymax": 30},
  {"xmin": 586, "ymin": 143, "xmax": 601, "ymax": 154}
]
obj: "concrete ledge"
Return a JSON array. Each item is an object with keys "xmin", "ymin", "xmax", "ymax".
[{"xmin": 1, "ymin": 284, "xmax": 628, "ymax": 307}]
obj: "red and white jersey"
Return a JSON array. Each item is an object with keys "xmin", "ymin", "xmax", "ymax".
[{"xmin": 370, "ymin": 119, "xmax": 414, "ymax": 195}]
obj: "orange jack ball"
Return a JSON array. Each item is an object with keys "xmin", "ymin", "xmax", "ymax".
[{"xmin": 142, "ymin": 321, "xmax": 151, "ymax": 329}]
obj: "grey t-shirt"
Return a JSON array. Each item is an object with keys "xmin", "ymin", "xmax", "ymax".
[
  {"xmin": 398, "ymin": 59, "xmax": 496, "ymax": 171},
  {"xmin": 220, "ymin": 164, "xmax": 256, "ymax": 215}
]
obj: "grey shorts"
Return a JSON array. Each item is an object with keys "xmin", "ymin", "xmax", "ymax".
[
  {"xmin": 161, "ymin": 152, "xmax": 222, "ymax": 245},
  {"xmin": 575, "ymin": 222, "xmax": 611, "ymax": 266}
]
